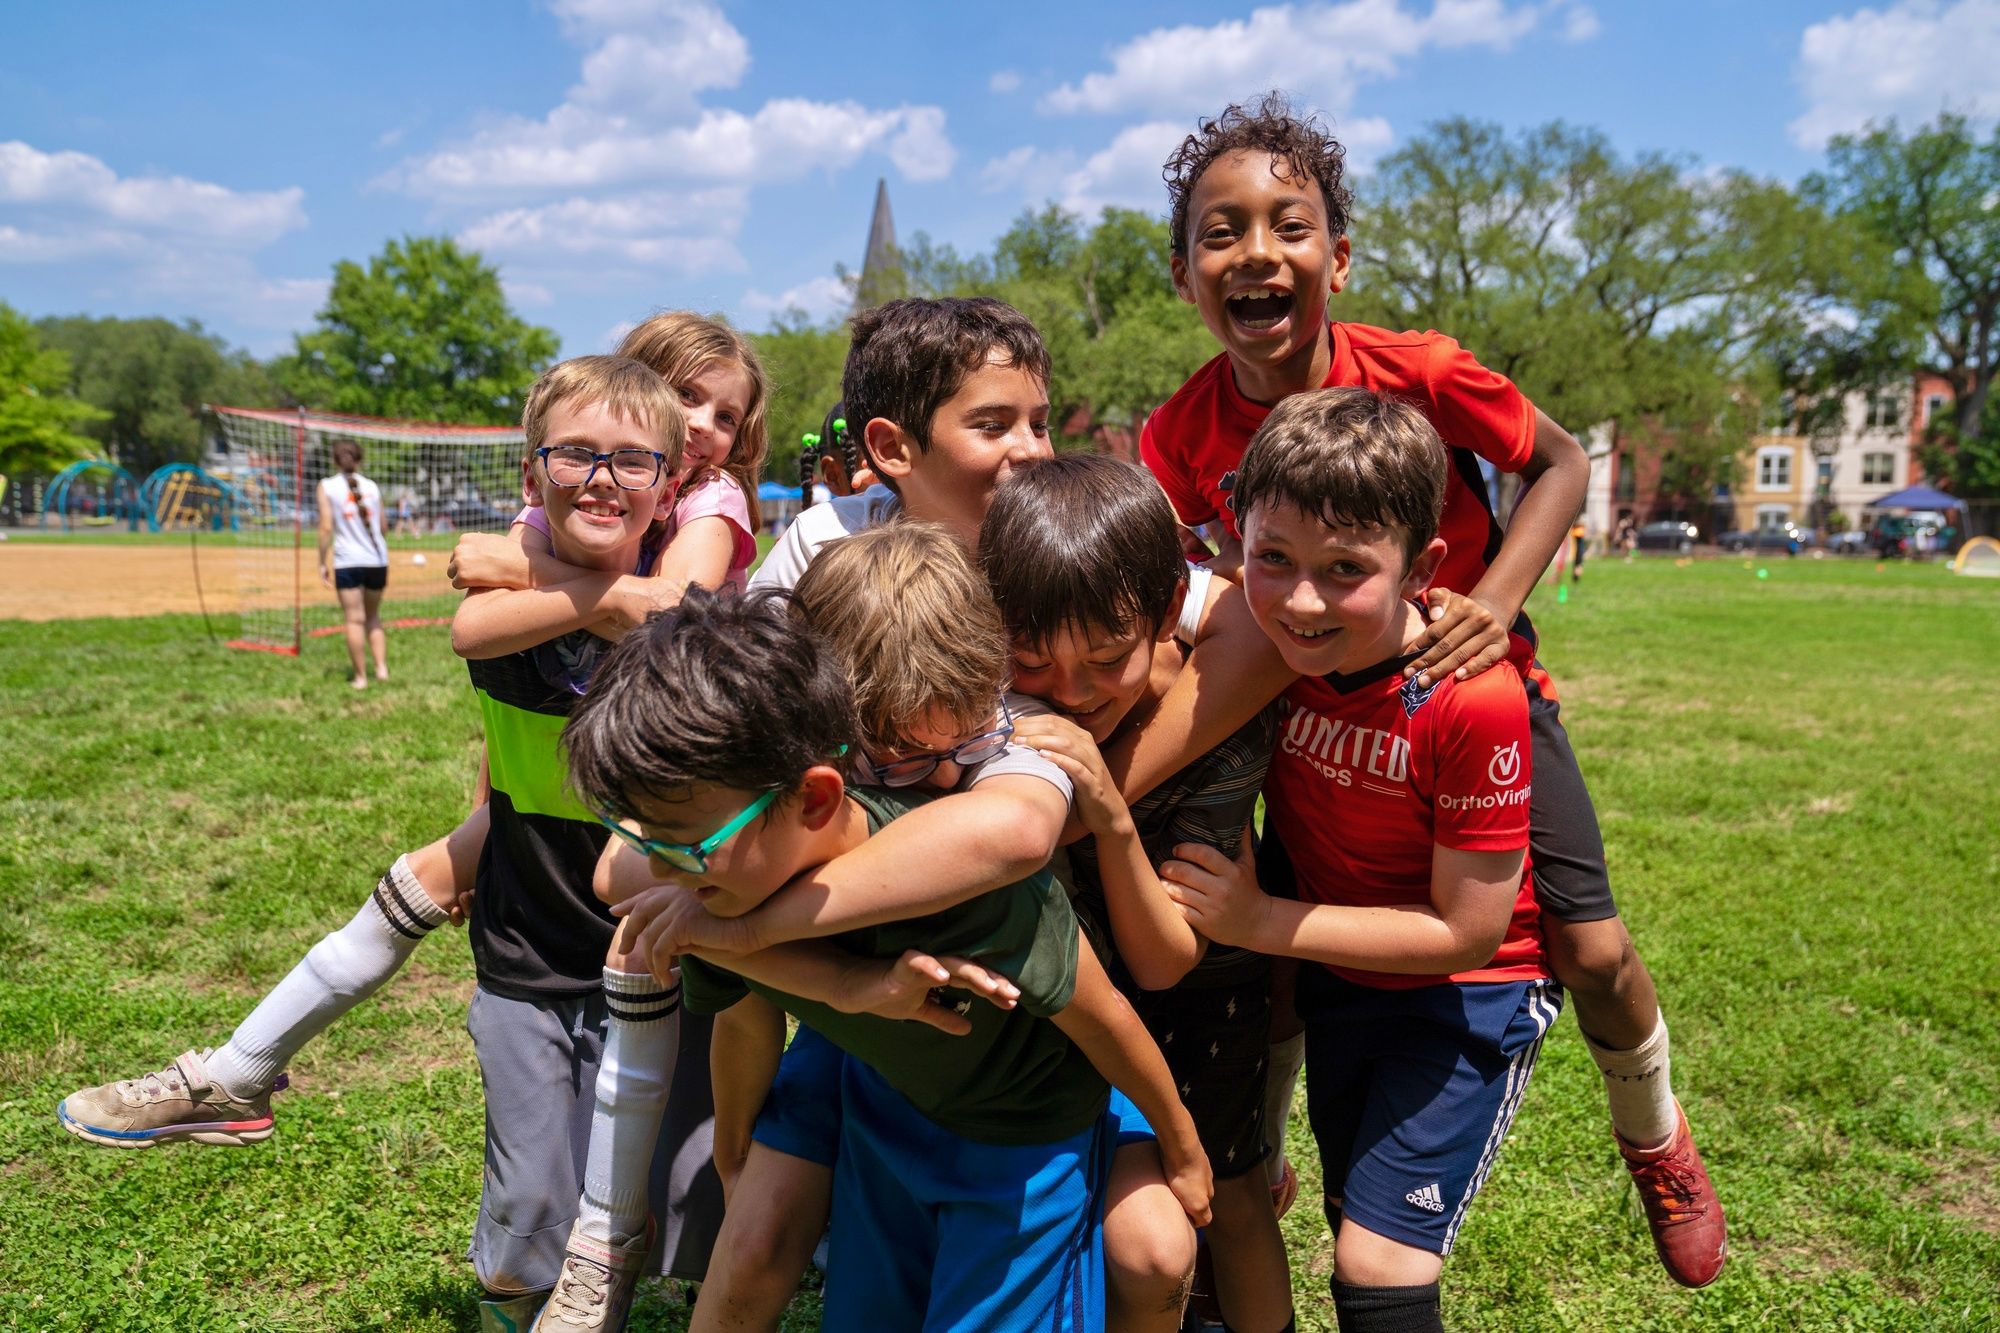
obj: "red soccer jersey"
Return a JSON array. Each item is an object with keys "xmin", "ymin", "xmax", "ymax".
[
  {"xmin": 1262, "ymin": 635, "xmax": 1548, "ymax": 989},
  {"xmin": 1139, "ymin": 321, "xmax": 1536, "ymax": 604}
]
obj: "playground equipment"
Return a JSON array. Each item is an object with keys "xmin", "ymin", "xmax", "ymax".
[
  {"xmin": 141, "ymin": 463, "xmax": 240, "ymax": 532},
  {"xmin": 42, "ymin": 460, "xmax": 145, "ymax": 532}
]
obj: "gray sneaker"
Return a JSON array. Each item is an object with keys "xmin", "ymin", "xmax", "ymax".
[
  {"xmin": 531, "ymin": 1219, "xmax": 653, "ymax": 1332},
  {"xmin": 57, "ymin": 1049, "xmax": 282, "ymax": 1148}
]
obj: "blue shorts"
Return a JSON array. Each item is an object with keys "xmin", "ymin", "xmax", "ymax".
[
  {"xmin": 752, "ymin": 1024, "xmax": 1158, "ymax": 1166},
  {"xmin": 1299, "ymin": 967, "xmax": 1562, "ymax": 1256},
  {"xmin": 333, "ymin": 564, "xmax": 387, "ymax": 591},
  {"xmin": 822, "ymin": 1057, "xmax": 1116, "ymax": 1333}
]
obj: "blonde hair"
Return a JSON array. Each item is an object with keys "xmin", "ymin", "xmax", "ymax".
[
  {"xmin": 522, "ymin": 355, "xmax": 688, "ymax": 474},
  {"xmin": 616, "ymin": 311, "xmax": 772, "ymax": 528},
  {"xmin": 791, "ymin": 523, "xmax": 1007, "ymax": 756}
]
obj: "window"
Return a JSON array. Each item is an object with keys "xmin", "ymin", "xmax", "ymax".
[
  {"xmin": 1615, "ymin": 450, "xmax": 1636, "ymax": 502},
  {"xmin": 1756, "ymin": 504, "xmax": 1792, "ymax": 533},
  {"xmin": 1865, "ymin": 390, "xmax": 1903, "ymax": 430},
  {"xmin": 1862, "ymin": 452, "xmax": 1895, "ymax": 485},
  {"xmin": 1925, "ymin": 394, "xmax": 1948, "ymax": 426},
  {"xmin": 1756, "ymin": 446, "xmax": 1792, "ymax": 491}
]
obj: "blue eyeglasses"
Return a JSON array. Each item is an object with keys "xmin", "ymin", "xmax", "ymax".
[
  {"xmin": 536, "ymin": 445, "xmax": 665, "ymax": 490},
  {"xmin": 598, "ymin": 746, "xmax": 848, "ymax": 873}
]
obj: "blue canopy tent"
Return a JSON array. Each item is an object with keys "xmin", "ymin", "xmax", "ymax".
[
  {"xmin": 756, "ymin": 478, "xmax": 803, "ymax": 534},
  {"xmin": 1871, "ymin": 484, "xmax": 1962, "ymax": 510}
]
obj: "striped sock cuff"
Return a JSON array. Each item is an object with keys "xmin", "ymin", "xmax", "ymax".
[
  {"xmin": 603, "ymin": 967, "xmax": 681, "ymax": 1024},
  {"xmin": 370, "ymin": 855, "xmax": 448, "ymax": 940}
]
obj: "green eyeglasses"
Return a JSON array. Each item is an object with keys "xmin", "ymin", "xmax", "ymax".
[{"xmin": 597, "ymin": 747, "xmax": 848, "ymax": 874}]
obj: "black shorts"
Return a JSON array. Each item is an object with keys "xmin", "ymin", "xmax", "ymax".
[
  {"xmin": 334, "ymin": 565, "xmax": 388, "ymax": 591},
  {"xmin": 1131, "ymin": 955, "xmax": 1272, "ymax": 1180},
  {"xmin": 1524, "ymin": 674, "xmax": 1617, "ymax": 922},
  {"xmin": 1255, "ymin": 677, "xmax": 1619, "ymax": 925}
]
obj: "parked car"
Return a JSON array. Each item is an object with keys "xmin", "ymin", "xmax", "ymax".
[
  {"xmin": 1634, "ymin": 520, "xmax": 1700, "ymax": 553},
  {"xmin": 1826, "ymin": 530, "xmax": 1871, "ymax": 555},
  {"xmin": 1721, "ymin": 524, "xmax": 1809, "ymax": 553}
]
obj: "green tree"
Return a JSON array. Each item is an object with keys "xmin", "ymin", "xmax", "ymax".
[
  {"xmin": 0, "ymin": 304, "xmax": 107, "ymax": 475},
  {"xmin": 1808, "ymin": 114, "xmax": 2000, "ymax": 494},
  {"xmin": 34, "ymin": 315, "xmax": 284, "ymax": 474},
  {"xmin": 1339, "ymin": 118, "xmax": 1841, "ymax": 511},
  {"xmin": 747, "ymin": 312, "xmax": 851, "ymax": 486},
  {"xmin": 277, "ymin": 236, "xmax": 558, "ymax": 424}
]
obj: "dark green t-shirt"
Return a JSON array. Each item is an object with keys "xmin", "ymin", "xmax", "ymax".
[{"xmin": 681, "ymin": 786, "xmax": 1107, "ymax": 1146}]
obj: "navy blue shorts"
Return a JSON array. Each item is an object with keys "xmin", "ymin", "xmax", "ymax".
[
  {"xmin": 1299, "ymin": 966, "xmax": 1562, "ymax": 1256},
  {"xmin": 334, "ymin": 564, "xmax": 387, "ymax": 591},
  {"xmin": 823, "ymin": 1058, "xmax": 1117, "ymax": 1333}
]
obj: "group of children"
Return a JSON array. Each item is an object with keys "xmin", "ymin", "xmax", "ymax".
[{"xmin": 57, "ymin": 93, "xmax": 1725, "ymax": 1332}]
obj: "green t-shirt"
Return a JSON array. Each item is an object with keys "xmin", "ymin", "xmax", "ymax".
[{"xmin": 681, "ymin": 786, "xmax": 1107, "ymax": 1145}]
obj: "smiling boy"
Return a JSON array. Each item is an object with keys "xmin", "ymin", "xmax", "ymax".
[
  {"xmin": 1130, "ymin": 94, "xmax": 1725, "ymax": 1288},
  {"xmin": 1161, "ymin": 388, "xmax": 1559, "ymax": 1333}
]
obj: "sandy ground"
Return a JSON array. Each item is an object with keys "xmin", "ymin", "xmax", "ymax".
[{"xmin": 0, "ymin": 542, "xmax": 458, "ymax": 621}]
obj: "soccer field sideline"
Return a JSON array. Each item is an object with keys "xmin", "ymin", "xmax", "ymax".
[{"xmin": 0, "ymin": 559, "xmax": 1995, "ymax": 1330}]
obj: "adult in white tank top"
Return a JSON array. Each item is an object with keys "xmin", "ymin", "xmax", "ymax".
[{"xmin": 316, "ymin": 438, "xmax": 390, "ymax": 689}]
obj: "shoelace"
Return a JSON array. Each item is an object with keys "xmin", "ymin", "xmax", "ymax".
[
  {"xmin": 1635, "ymin": 1155, "xmax": 1708, "ymax": 1222},
  {"xmin": 542, "ymin": 1256, "xmax": 612, "ymax": 1322}
]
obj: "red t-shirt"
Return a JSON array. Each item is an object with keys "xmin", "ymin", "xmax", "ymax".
[
  {"xmin": 1139, "ymin": 321, "xmax": 1536, "ymax": 605},
  {"xmin": 1263, "ymin": 635, "xmax": 1547, "ymax": 989}
]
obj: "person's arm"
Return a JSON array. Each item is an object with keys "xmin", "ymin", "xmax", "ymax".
[
  {"xmin": 1098, "ymin": 583, "xmax": 1295, "ymax": 811},
  {"xmin": 638, "ymin": 775, "xmax": 1070, "ymax": 956},
  {"xmin": 448, "ymin": 514, "xmax": 734, "ymax": 658},
  {"xmin": 1049, "ymin": 933, "xmax": 1212, "ymax": 1226},
  {"xmin": 315, "ymin": 485, "xmax": 335, "ymax": 586},
  {"xmin": 1012, "ymin": 714, "xmax": 1205, "ymax": 990},
  {"xmin": 709, "ymin": 993, "xmax": 787, "ymax": 1203},
  {"xmin": 1161, "ymin": 830, "xmax": 1520, "ymax": 976},
  {"xmin": 1405, "ymin": 408, "xmax": 1589, "ymax": 685}
]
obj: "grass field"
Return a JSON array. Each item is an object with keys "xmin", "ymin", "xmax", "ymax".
[{"xmin": 2, "ymin": 557, "xmax": 1996, "ymax": 1330}]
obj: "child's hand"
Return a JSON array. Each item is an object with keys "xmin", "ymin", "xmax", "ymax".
[
  {"xmin": 318, "ymin": 563, "xmax": 332, "ymax": 587},
  {"xmin": 445, "ymin": 882, "xmax": 474, "ymax": 927},
  {"xmin": 448, "ymin": 533, "xmax": 534, "ymax": 591},
  {"xmin": 1404, "ymin": 589, "xmax": 1509, "ymax": 686},
  {"xmin": 615, "ymin": 882, "xmax": 757, "ymax": 965},
  {"xmin": 1161, "ymin": 825, "xmax": 1269, "ymax": 949},
  {"xmin": 832, "ymin": 949, "xmax": 1022, "ymax": 1034},
  {"xmin": 1163, "ymin": 1136, "xmax": 1215, "ymax": 1228},
  {"xmin": 1014, "ymin": 714, "xmax": 1134, "ymax": 840}
]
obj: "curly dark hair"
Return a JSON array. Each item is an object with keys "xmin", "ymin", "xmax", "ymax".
[{"xmin": 1164, "ymin": 91, "xmax": 1353, "ymax": 256}]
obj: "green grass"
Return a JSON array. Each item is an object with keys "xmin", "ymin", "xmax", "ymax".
[{"xmin": 1, "ymin": 557, "xmax": 1995, "ymax": 1330}]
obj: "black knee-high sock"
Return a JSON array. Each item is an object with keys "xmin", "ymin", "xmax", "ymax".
[{"xmin": 1332, "ymin": 1281, "xmax": 1443, "ymax": 1333}]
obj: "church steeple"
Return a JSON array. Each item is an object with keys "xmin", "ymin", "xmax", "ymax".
[{"xmin": 855, "ymin": 178, "xmax": 900, "ymax": 312}]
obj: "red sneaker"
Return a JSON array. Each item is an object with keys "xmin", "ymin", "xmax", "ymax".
[
  {"xmin": 1620, "ymin": 1102, "xmax": 1727, "ymax": 1288},
  {"xmin": 1269, "ymin": 1158, "xmax": 1299, "ymax": 1219}
]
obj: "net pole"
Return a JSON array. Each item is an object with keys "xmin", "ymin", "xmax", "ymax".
[{"xmin": 293, "ymin": 408, "xmax": 306, "ymax": 656}]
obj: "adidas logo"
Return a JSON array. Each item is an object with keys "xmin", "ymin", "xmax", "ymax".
[{"xmin": 1405, "ymin": 1182, "xmax": 1445, "ymax": 1213}]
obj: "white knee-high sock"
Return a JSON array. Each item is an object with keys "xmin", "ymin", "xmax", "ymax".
[
  {"xmin": 206, "ymin": 856, "xmax": 448, "ymax": 1098},
  {"xmin": 1585, "ymin": 1011, "xmax": 1678, "ymax": 1149},
  {"xmin": 576, "ymin": 967, "xmax": 682, "ymax": 1244},
  {"xmin": 1263, "ymin": 1032, "xmax": 1307, "ymax": 1186}
]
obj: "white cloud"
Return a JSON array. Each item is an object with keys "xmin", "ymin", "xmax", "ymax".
[
  {"xmin": 740, "ymin": 274, "xmax": 851, "ymax": 325},
  {"xmin": 1557, "ymin": 2, "xmax": 1599, "ymax": 42},
  {"xmin": 503, "ymin": 277, "xmax": 556, "ymax": 308},
  {"xmin": 1789, "ymin": 0, "xmax": 2000, "ymax": 147},
  {"xmin": 0, "ymin": 141, "xmax": 316, "ymax": 344},
  {"xmin": 984, "ymin": 114, "xmax": 1395, "ymax": 216},
  {"xmin": 1041, "ymin": 0, "xmax": 1551, "ymax": 118},
  {"xmin": 384, "ymin": 2, "xmax": 951, "ymax": 197},
  {"xmin": 989, "ymin": 69, "xmax": 1023, "ymax": 94},
  {"xmin": 457, "ymin": 188, "xmax": 749, "ymax": 272},
  {"xmin": 0, "ymin": 141, "xmax": 305, "ymax": 241}
]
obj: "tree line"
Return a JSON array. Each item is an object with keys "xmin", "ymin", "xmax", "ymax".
[{"xmin": 4, "ymin": 114, "xmax": 1995, "ymax": 506}]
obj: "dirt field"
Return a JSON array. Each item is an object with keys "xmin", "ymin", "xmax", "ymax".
[{"xmin": 0, "ymin": 542, "xmax": 459, "ymax": 621}]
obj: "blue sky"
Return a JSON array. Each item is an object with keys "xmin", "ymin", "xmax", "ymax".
[{"xmin": 5, "ymin": 0, "xmax": 1997, "ymax": 359}]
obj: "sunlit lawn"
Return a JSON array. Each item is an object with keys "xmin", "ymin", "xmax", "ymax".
[{"xmin": 1, "ymin": 555, "xmax": 1994, "ymax": 1330}]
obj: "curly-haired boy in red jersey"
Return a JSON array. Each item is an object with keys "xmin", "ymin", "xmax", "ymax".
[{"xmin": 1130, "ymin": 93, "xmax": 1724, "ymax": 1290}]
